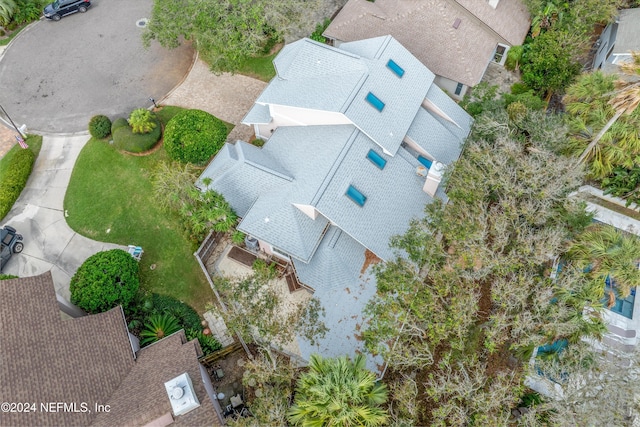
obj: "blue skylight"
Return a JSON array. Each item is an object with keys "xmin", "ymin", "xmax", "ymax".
[
  {"xmin": 417, "ymin": 155, "xmax": 433, "ymax": 169},
  {"xmin": 346, "ymin": 185, "xmax": 367, "ymax": 206},
  {"xmin": 365, "ymin": 92, "xmax": 385, "ymax": 112},
  {"xmin": 387, "ymin": 59, "xmax": 405, "ymax": 77},
  {"xmin": 366, "ymin": 149, "xmax": 387, "ymax": 169}
]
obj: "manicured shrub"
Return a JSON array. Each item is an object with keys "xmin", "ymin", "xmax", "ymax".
[
  {"xmin": 112, "ymin": 117, "xmax": 162, "ymax": 153},
  {"xmin": 88, "ymin": 115, "xmax": 112, "ymax": 139},
  {"xmin": 70, "ymin": 249, "xmax": 140, "ymax": 314},
  {"xmin": 111, "ymin": 117, "xmax": 129, "ymax": 133},
  {"xmin": 0, "ymin": 147, "xmax": 34, "ymax": 221},
  {"xmin": 128, "ymin": 108, "xmax": 157, "ymax": 134},
  {"xmin": 164, "ymin": 109, "xmax": 228, "ymax": 164},
  {"xmin": 0, "ymin": 274, "xmax": 18, "ymax": 280}
]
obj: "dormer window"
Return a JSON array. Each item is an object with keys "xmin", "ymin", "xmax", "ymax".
[{"xmin": 365, "ymin": 92, "xmax": 385, "ymax": 112}]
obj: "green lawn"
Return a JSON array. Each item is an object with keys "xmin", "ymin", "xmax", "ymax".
[
  {"xmin": 237, "ymin": 52, "xmax": 278, "ymax": 82},
  {"xmin": 64, "ymin": 121, "xmax": 215, "ymax": 313}
]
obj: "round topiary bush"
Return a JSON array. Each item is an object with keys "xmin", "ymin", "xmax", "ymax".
[
  {"xmin": 164, "ymin": 109, "xmax": 228, "ymax": 164},
  {"xmin": 111, "ymin": 117, "xmax": 129, "ymax": 133},
  {"xmin": 70, "ymin": 249, "xmax": 140, "ymax": 314},
  {"xmin": 88, "ymin": 115, "xmax": 112, "ymax": 139},
  {"xmin": 112, "ymin": 116, "xmax": 162, "ymax": 153}
]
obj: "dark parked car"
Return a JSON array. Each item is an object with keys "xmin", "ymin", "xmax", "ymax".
[
  {"xmin": 0, "ymin": 225, "xmax": 23, "ymax": 272},
  {"xmin": 43, "ymin": 0, "xmax": 91, "ymax": 21}
]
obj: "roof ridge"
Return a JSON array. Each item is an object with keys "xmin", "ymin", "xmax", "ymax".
[{"xmin": 311, "ymin": 128, "xmax": 359, "ymax": 206}]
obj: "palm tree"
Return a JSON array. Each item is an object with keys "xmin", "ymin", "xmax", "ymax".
[
  {"xmin": 287, "ymin": 354, "xmax": 389, "ymax": 427},
  {"xmin": 565, "ymin": 53, "xmax": 640, "ymax": 173},
  {"xmin": 140, "ymin": 314, "xmax": 181, "ymax": 346},
  {"xmin": 568, "ymin": 224, "xmax": 640, "ymax": 298},
  {"xmin": 0, "ymin": 0, "xmax": 16, "ymax": 27}
]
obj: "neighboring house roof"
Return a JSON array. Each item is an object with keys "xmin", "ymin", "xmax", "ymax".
[
  {"xmin": 0, "ymin": 273, "xmax": 221, "ymax": 427},
  {"xmin": 612, "ymin": 8, "xmax": 640, "ymax": 54},
  {"xmin": 323, "ymin": 0, "xmax": 530, "ymax": 86},
  {"xmin": 592, "ymin": 8, "xmax": 640, "ymax": 71},
  {"xmin": 92, "ymin": 331, "xmax": 219, "ymax": 427}
]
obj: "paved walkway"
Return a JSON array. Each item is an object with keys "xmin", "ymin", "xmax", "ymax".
[
  {"xmin": 2, "ymin": 134, "xmax": 124, "ymax": 302},
  {"xmin": 161, "ymin": 58, "xmax": 267, "ymax": 142}
]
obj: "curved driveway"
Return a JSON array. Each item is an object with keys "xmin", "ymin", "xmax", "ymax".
[
  {"xmin": 2, "ymin": 134, "xmax": 124, "ymax": 304},
  {"xmin": 0, "ymin": 0, "xmax": 193, "ymax": 133}
]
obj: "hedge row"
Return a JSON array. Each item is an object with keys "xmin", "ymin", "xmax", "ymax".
[{"xmin": 0, "ymin": 146, "xmax": 35, "ymax": 220}]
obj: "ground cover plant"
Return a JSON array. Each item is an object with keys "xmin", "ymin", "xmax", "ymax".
[
  {"xmin": 0, "ymin": 134, "xmax": 42, "ymax": 221},
  {"xmin": 64, "ymin": 108, "xmax": 212, "ymax": 312}
]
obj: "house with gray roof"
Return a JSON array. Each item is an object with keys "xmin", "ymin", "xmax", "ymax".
[
  {"xmin": 322, "ymin": 0, "xmax": 530, "ymax": 99},
  {"xmin": 198, "ymin": 36, "xmax": 472, "ymax": 368},
  {"xmin": 593, "ymin": 8, "xmax": 640, "ymax": 71},
  {"xmin": 0, "ymin": 272, "xmax": 222, "ymax": 427}
]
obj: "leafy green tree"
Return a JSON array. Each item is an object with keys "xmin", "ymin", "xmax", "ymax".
[
  {"xmin": 212, "ymin": 264, "xmax": 327, "ymax": 357},
  {"xmin": 151, "ymin": 161, "xmax": 238, "ymax": 241},
  {"xmin": 363, "ymin": 108, "xmax": 600, "ymax": 424},
  {"xmin": 70, "ymin": 249, "xmax": 140, "ymax": 314},
  {"xmin": 521, "ymin": 30, "xmax": 582, "ymax": 96},
  {"xmin": 128, "ymin": 108, "xmax": 156, "ymax": 134},
  {"xmin": 140, "ymin": 313, "xmax": 181, "ymax": 345},
  {"xmin": 163, "ymin": 109, "xmax": 227, "ymax": 164},
  {"xmin": 288, "ymin": 354, "xmax": 389, "ymax": 427},
  {"xmin": 142, "ymin": 0, "xmax": 319, "ymax": 73}
]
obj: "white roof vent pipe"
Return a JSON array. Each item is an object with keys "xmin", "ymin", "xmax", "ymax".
[{"xmin": 423, "ymin": 162, "xmax": 444, "ymax": 197}]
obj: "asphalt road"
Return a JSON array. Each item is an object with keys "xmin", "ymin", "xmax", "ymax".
[{"xmin": 0, "ymin": 0, "xmax": 194, "ymax": 133}]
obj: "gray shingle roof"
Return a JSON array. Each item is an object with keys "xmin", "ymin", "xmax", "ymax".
[
  {"xmin": 200, "ymin": 35, "xmax": 471, "ymax": 369},
  {"xmin": 340, "ymin": 36, "xmax": 435, "ymax": 155},
  {"xmin": 242, "ymin": 103, "xmax": 271, "ymax": 124},
  {"xmin": 293, "ymin": 226, "xmax": 366, "ymax": 293},
  {"xmin": 614, "ymin": 8, "xmax": 640, "ymax": 54},
  {"xmin": 313, "ymin": 131, "xmax": 436, "ymax": 261},
  {"xmin": 198, "ymin": 142, "xmax": 292, "ymax": 217},
  {"xmin": 295, "ymin": 242, "xmax": 384, "ymax": 372}
]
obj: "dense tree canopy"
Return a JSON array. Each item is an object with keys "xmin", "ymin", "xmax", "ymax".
[
  {"xmin": 521, "ymin": 30, "xmax": 582, "ymax": 97},
  {"xmin": 143, "ymin": 0, "xmax": 321, "ymax": 73},
  {"xmin": 363, "ymin": 106, "xmax": 604, "ymax": 425}
]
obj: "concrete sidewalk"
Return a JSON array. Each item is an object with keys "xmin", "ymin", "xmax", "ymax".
[{"xmin": 2, "ymin": 134, "xmax": 124, "ymax": 303}]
